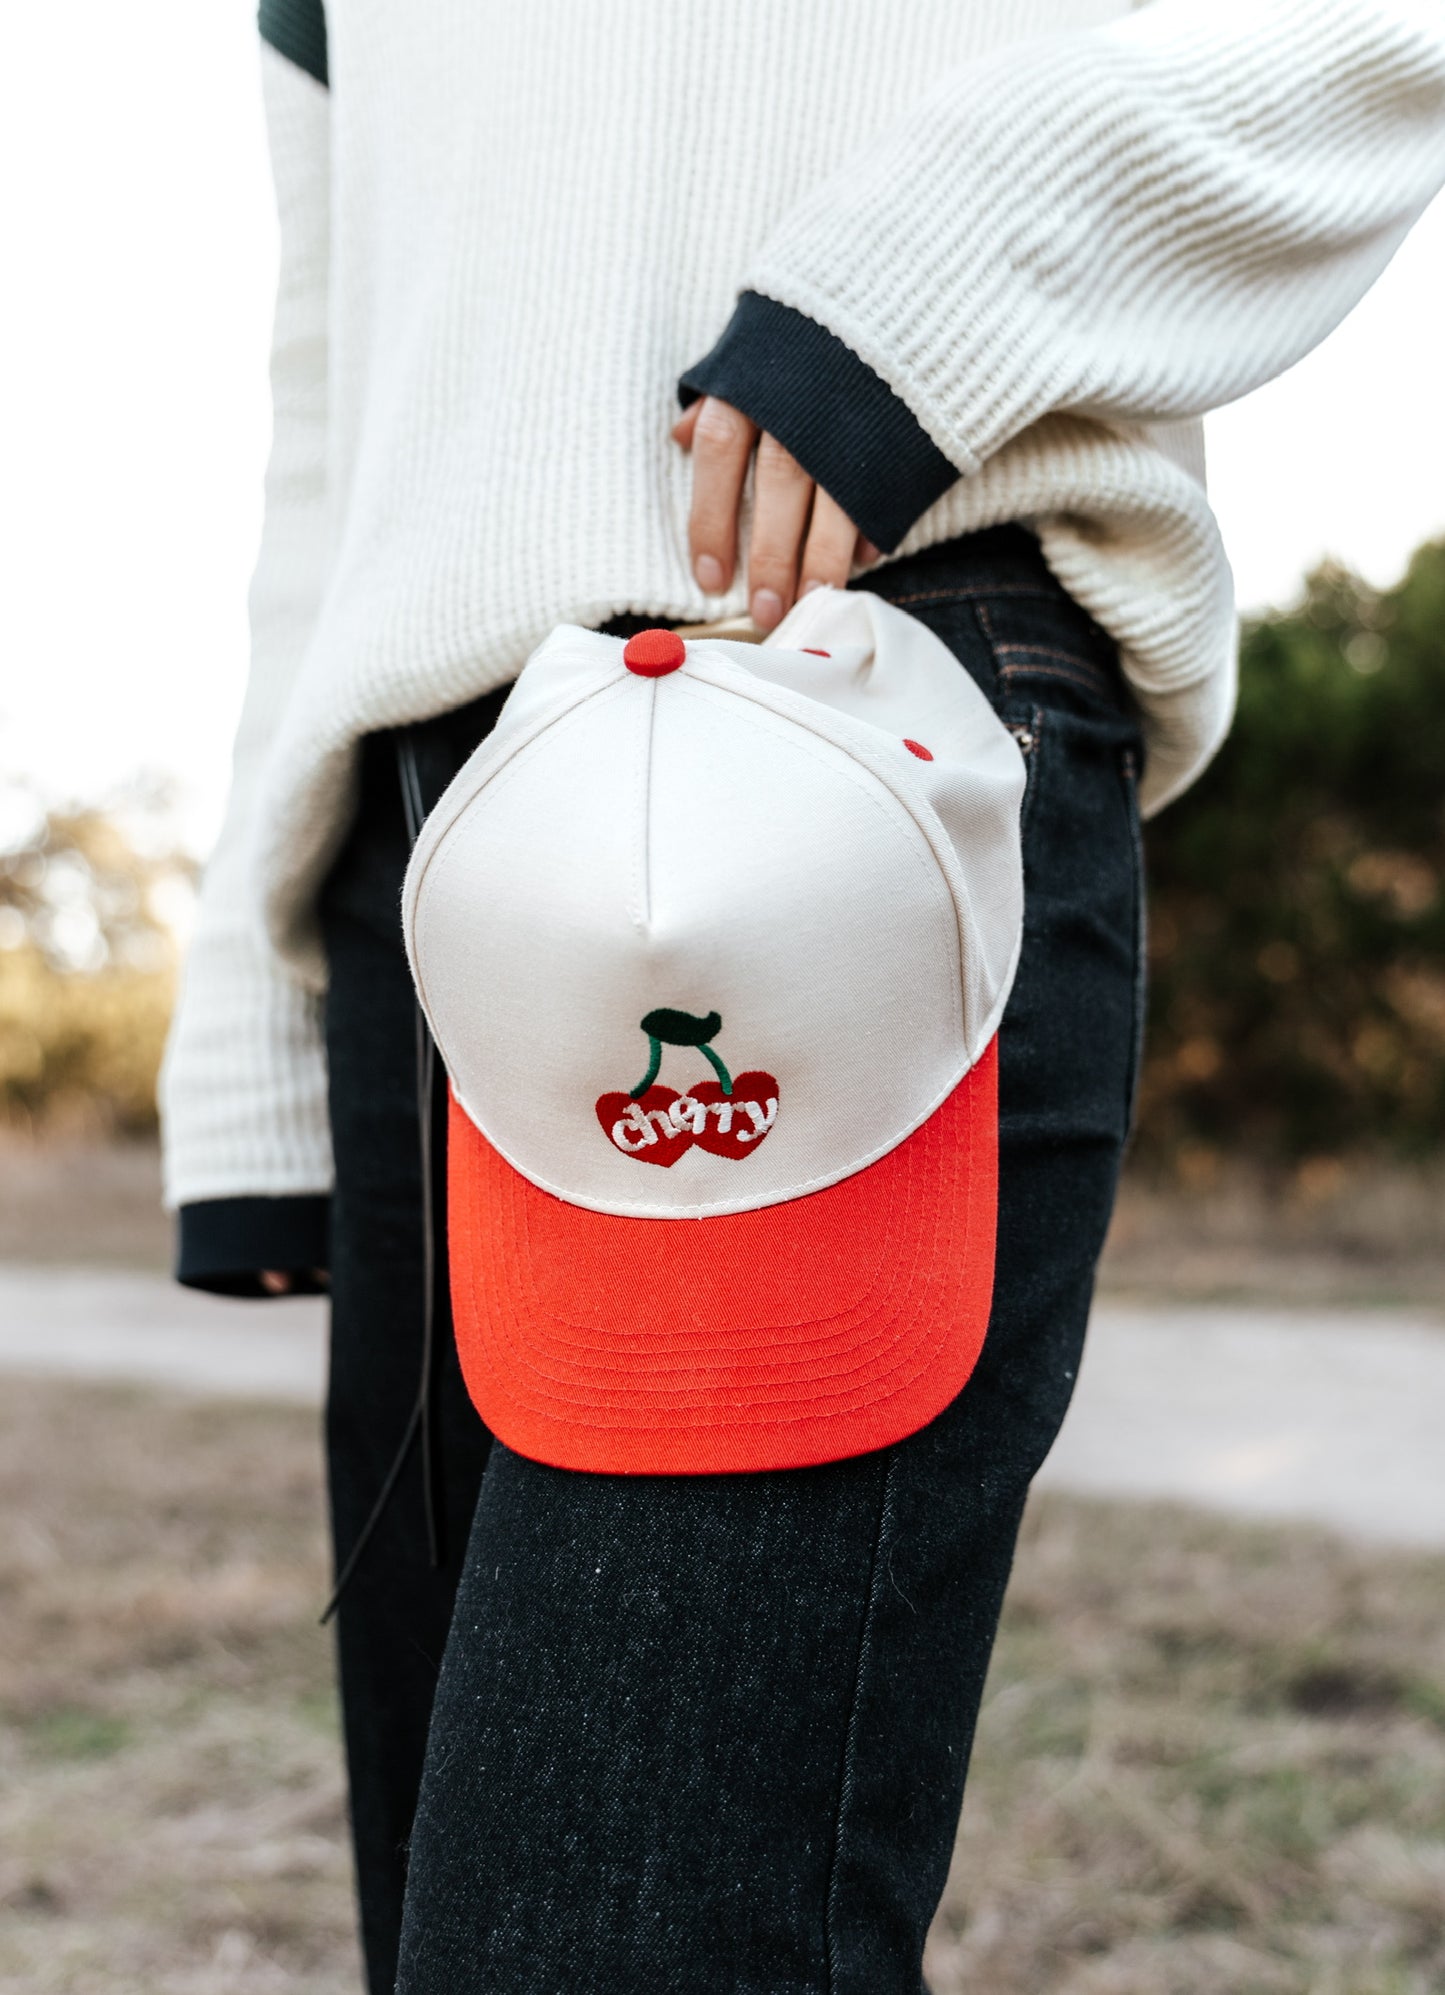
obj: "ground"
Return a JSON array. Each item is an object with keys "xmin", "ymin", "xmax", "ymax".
[{"xmin": 4, "ymin": 1378, "xmax": 1443, "ymax": 1995}]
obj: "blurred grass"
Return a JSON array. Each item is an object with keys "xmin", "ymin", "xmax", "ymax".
[
  {"xmin": 0, "ymin": 1139, "xmax": 172, "ymax": 1271},
  {"xmin": 929, "ymin": 1501, "xmax": 1445, "ymax": 1994},
  {"xmin": 0, "ymin": 1380, "xmax": 357, "ymax": 1995},
  {"xmin": 3, "ymin": 1380, "xmax": 1443, "ymax": 1994}
]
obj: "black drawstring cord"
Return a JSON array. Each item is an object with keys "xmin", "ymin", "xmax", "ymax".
[
  {"xmin": 319, "ymin": 1401, "xmax": 424, "ymax": 1626},
  {"xmin": 414, "ymin": 1005, "xmax": 443, "ymax": 1569},
  {"xmin": 398, "ymin": 733, "xmax": 446, "ymax": 1572},
  {"xmin": 320, "ymin": 731, "xmax": 444, "ymax": 1626}
]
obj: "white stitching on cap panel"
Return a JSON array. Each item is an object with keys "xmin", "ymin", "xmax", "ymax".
[{"xmin": 633, "ymin": 677, "xmax": 657, "ymax": 934}]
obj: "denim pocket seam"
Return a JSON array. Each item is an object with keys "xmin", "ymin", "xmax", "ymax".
[
  {"xmin": 975, "ymin": 600, "xmax": 1116, "ymax": 697},
  {"xmin": 993, "ymin": 646, "xmax": 1117, "ymax": 694},
  {"xmin": 1003, "ymin": 705, "xmax": 1045, "ymax": 844}
]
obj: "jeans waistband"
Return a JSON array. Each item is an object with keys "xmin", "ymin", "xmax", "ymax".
[
  {"xmin": 855, "ymin": 524, "xmax": 1070, "ymax": 606},
  {"xmin": 599, "ymin": 526, "xmax": 1064, "ymax": 641},
  {"xmin": 424, "ymin": 525, "xmax": 1120, "ymax": 768}
]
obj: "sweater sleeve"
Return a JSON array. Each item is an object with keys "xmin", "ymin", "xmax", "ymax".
[
  {"xmin": 681, "ymin": 0, "xmax": 1445, "ymax": 552},
  {"xmin": 159, "ymin": 39, "xmax": 335, "ymax": 1291}
]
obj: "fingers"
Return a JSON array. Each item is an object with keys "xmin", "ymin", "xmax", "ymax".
[
  {"xmin": 800, "ymin": 488, "xmax": 864, "ymax": 596},
  {"xmin": 682, "ymin": 396, "xmax": 757, "ymax": 597},
  {"xmin": 672, "ymin": 396, "xmax": 875, "ymax": 625},
  {"xmin": 259, "ymin": 1267, "xmax": 329, "ymax": 1296},
  {"xmin": 747, "ymin": 432, "xmax": 815, "ymax": 631}
]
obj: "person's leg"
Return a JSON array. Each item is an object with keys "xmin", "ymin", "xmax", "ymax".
[
  {"xmin": 393, "ymin": 530, "xmax": 1145, "ymax": 1993},
  {"xmin": 321, "ymin": 711, "xmax": 507, "ymax": 1995},
  {"xmin": 816, "ymin": 550, "xmax": 1146, "ymax": 1980}
]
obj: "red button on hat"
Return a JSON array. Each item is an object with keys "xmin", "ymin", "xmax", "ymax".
[{"xmin": 623, "ymin": 629, "xmax": 686, "ymax": 677}]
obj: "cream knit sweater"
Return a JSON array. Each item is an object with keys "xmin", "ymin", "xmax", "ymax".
[{"xmin": 161, "ymin": 0, "xmax": 1445, "ymax": 1221}]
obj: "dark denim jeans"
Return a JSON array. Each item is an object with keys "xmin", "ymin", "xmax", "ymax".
[{"xmin": 319, "ymin": 526, "xmax": 1144, "ymax": 1995}]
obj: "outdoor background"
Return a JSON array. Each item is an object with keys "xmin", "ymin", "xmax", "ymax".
[{"xmin": 2, "ymin": 4, "xmax": 1444, "ymax": 1992}]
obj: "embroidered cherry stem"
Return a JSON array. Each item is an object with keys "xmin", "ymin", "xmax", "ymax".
[
  {"xmin": 630, "ymin": 1007, "xmax": 730, "ymax": 1098},
  {"xmin": 630, "ymin": 1035, "xmax": 663, "ymax": 1099},
  {"xmin": 697, "ymin": 1043, "xmax": 733, "ymax": 1096}
]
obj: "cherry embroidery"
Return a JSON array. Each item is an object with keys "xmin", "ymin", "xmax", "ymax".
[
  {"xmin": 593, "ymin": 1085, "xmax": 693, "ymax": 1168},
  {"xmin": 595, "ymin": 1010, "xmax": 779, "ymax": 1166},
  {"xmin": 688, "ymin": 1073, "xmax": 780, "ymax": 1159}
]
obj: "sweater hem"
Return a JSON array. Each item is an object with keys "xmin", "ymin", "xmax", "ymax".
[{"xmin": 259, "ymin": 0, "xmax": 329, "ymax": 88}]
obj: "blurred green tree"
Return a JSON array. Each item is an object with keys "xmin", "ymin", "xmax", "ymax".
[{"xmin": 1140, "ymin": 539, "xmax": 1445, "ymax": 1166}]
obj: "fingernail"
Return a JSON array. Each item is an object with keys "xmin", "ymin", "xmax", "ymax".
[
  {"xmin": 751, "ymin": 588, "xmax": 783, "ymax": 629},
  {"xmin": 801, "ymin": 578, "xmax": 824, "ymax": 596},
  {"xmin": 696, "ymin": 554, "xmax": 725, "ymax": 594}
]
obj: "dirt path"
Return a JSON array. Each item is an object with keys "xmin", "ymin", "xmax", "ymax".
[
  {"xmin": 2, "ymin": 1267, "xmax": 1441, "ymax": 1545},
  {"xmin": 0, "ymin": 1266, "xmax": 327, "ymax": 1404},
  {"xmin": 1037, "ymin": 1299, "xmax": 1445, "ymax": 1546}
]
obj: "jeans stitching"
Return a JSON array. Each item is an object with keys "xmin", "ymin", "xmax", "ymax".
[
  {"xmin": 824, "ymin": 1456, "xmax": 897, "ymax": 1995},
  {"xmin": 875, "ymin": 584, "xmax": 1060, "ymax": 607},
  {"xmin": 973, "ymin": 600, "xmax": 1115, "ymax": 697},
  {"xmin": 995, "ymin": 648, "xmax": 1115, "ymax": 687},
  {"xmin": 998, "ymin": 660, "xmax": 1114, "ymax": 696},
  {"xmin": 993, "ymin": 643, "xmax": 1101, "ymax": 665}
]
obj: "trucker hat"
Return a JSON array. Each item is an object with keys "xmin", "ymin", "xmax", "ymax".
[{"xmin": 401, "ymin": 587, "xmax": 1026, "ymax": 1475}]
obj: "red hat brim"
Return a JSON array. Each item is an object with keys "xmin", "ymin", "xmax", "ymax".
[{"xmin": 446, "ymin": 1039, "xmax": 999, "ymax": 1474}]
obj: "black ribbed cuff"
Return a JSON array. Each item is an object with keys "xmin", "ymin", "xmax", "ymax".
[
  {"xmin": 259, "ymin": 0, "xmax": 329, "ymax": 87},
  {"xmin": 177, "ymin": 1195, "xmax": 331, "ymax": 1298},
  {"xmin": 679, "ymin": 291, "xmax": 960, "ymax": 554}
]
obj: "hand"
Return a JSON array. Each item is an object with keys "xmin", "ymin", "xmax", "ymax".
[
  {"xmin": 672, "ymin": 397, "xmax": 879, "ymax": 633},
  {"xmin": 260, "ymin": 1269, "xmax": 329, "ymax": 1296}
]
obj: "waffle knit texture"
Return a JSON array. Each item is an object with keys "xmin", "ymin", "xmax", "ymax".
[{"xmin": 160, "ymin": 0, "xmax": 1445, "ymax": 1217}]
